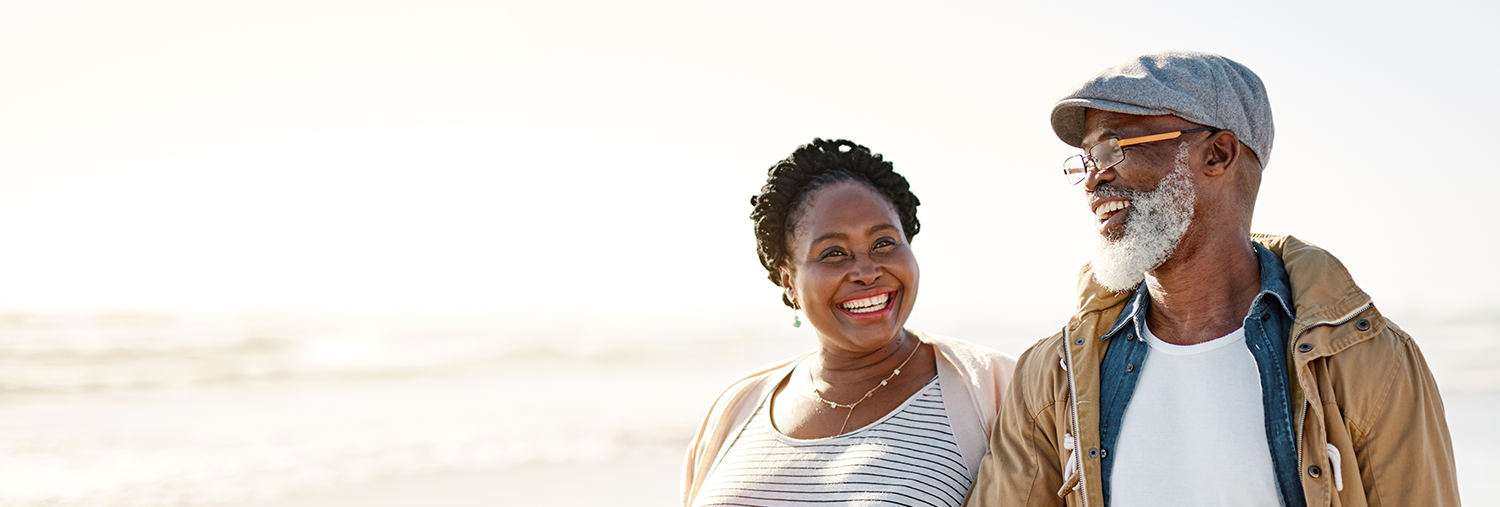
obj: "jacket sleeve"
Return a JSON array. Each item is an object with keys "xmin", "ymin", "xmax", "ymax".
[
  {"xmin": 681, "ymin": 357, "xmax": 803, "ymax": 506},
  {"xmin": 682, "ymin": 383, "xmax": 728, "ymax": 507},
  {"xmin": 1346, "ymin": 324, "xmax": 1460, "ymax": 507},
  {"xmin": 964, "ymin": 343, "xmax": 1066, "ymax": 507},
  {"xmin": 682, "ymin": 417, "xmax": 710, "ymax": 507}
]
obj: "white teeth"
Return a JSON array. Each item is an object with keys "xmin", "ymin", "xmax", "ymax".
[
  {"xmin": 1094, "ymin": 200, "xmax": 1131, "ymax": 220},
  {"xmin": 840, "ymin": 293, "xmax": 891, "ymax": 313}
]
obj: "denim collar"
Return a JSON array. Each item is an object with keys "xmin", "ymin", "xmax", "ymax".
[{"xmin": 1100, "ymin": 241, "xmax": 1295, "ymax": 342}]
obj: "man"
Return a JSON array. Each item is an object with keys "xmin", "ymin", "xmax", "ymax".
[{"xmin": 964, "ymin": 50, "xmax": 1458, "ymax": 507}]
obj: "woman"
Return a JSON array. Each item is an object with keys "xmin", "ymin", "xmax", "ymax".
[{"xmin": 682, "ymin": 139, "xmax": 1015, "ymax": 506}]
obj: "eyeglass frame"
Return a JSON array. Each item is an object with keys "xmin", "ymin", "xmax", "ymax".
[{"xmin": 1062, "ymin": 126, "xmax": 1221, "ymax": 185}]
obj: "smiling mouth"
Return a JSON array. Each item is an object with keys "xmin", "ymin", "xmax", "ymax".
[
  {"xmin": 1094, "ymin": 200, "xmax": 1131, "ymax": 222},
  {"xmin": 839, "ymin": 292, "xmax": 892, "ymax": 314}
]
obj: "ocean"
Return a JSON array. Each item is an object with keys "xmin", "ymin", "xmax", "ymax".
[{"xmin": 1, "ymin": 308, "xmax": 1496, "ymax": 506}]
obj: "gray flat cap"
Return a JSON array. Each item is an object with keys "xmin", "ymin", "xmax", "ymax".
[{"xmin": 1051, "ymin": 50, "xmax": 1274, "ymax": 168}]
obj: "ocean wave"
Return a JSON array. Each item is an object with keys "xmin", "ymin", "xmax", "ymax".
[
  {"xmin": 0, "ymin": 349, "xmax": 726, "ymax": 507},
  {"xmin": 0, "ymin": 310, "xmax": 786, "ymax": 394},
  {"xmin": 0, "ymin": 342, "xmax": 755, "ymax": 394}
]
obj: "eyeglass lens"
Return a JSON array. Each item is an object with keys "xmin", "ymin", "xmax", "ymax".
[
  {"xmin": 1063, "ymin": 155, "xmax": 1091, "ymax": 185},
  {"xmin": 1089, "ymin": 138, "xmax": 1124, "ymax": 170},
  {"xmin": 1063, "ymin": 138, "xmax": 1127, "ymax": 185}
]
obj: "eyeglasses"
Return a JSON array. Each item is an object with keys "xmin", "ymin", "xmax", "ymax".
[{"xmin": 1062, "ymin": 127, "xmax": 1220, "ymax": 185}]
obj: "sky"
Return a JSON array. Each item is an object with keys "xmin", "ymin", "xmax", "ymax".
[{"xmin": 2, "ymin": 0, "xmax": 1497, "ymax": 339}]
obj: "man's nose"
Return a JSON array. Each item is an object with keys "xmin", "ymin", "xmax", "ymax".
[{"xmin": 1083, "ymin": 165, "xmax": 1115, "ymax": 192}]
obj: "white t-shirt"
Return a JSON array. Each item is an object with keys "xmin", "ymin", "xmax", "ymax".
[{"xmin": 1109, "ymin": 325, "xmax": 1281, "ymax": 507}]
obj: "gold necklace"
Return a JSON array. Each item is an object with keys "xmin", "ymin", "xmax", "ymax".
[{"xmin": 809, "ymin": 339, "xmax": 923, "ymax": 434}]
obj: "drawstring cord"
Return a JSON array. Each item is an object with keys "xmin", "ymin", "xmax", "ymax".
[
  {"xmin": 1059, "ymin": 433, "xmax": 1082, "ymax": 494},
  {"xmin": 1056, "ymin": 357, "xmax": 1082, "ymax": 494},
  {"xmin": 1325, "ymin": 443, "xmax": 1344, "ymax": 492},
  {"xmin": 1057, "ymin": 329, "xmax": 1088, "ymax": 504}
]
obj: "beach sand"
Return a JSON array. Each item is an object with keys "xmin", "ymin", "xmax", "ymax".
[
  {"xmin": 7, "ymin": 313, "xmax": 1494, "ymax": 507},
  {"xmin": 216, "ymin": 391, "xmax": 1500, "ymax": 507},
  {"xmin": 217, "ymin": 392, "xmax": 1500, "ymax": 507},
  {"xmin": 221, "ymin": 442, "xmax": 685, "ymax": 507}
]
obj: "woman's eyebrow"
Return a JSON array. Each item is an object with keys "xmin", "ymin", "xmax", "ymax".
[
  {"xmin": 811, "ymin": 224, "xmax": 898, "ymax": 245},
  {"xmin": 810, "ymin": 232, "xmax": 847, "ymax": 245}
]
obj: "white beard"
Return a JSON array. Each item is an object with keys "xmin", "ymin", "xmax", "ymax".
[{"xmin": 1090, "ymin": 142, "xmax": 1196, "ymax": 292}]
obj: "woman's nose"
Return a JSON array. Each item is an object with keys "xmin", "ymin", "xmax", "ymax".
[{"xmin": 847, "ymin": 255, "xmax": 882, "ymax": 284}]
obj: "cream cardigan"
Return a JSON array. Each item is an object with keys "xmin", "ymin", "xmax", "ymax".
[{"xmin": 681, "ymin": 330, "xmax": 1016, "ymax": 506}]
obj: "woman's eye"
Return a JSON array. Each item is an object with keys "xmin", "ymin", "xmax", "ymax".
[
  {"xmin": 873, "ymin": 238, "xmax": 897, "ymax": 251},
  {"xmin": 819, "ymin": 248, "xmax": 848, "ymax": 260}
]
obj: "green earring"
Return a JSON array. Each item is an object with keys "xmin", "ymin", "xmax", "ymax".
[{"xmin": 792, "ymin": 311, "xmax": 802, "ymax": 328}]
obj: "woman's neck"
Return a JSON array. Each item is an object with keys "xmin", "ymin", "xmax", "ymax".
[{"xmin": 812, "ymin": 330, "xmax": 917, "ymax": 384}]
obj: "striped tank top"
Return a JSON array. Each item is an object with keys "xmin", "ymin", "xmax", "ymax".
[{"xmin": 691, "ymin": 376, "xmax": 971, "ymax": 506}]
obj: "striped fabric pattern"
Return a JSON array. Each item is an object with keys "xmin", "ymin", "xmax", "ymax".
[{"xmin": 692, "ymin": 378, "xmax": 970, "ymax": 506}]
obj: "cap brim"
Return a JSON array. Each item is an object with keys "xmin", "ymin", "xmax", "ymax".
[{"xmin": 1050, "ymin": 98, "xmax": 1174, "ymax": 148}]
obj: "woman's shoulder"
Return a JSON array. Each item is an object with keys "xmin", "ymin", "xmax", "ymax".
[
  {"xmin": 911, "ymin": 329, "xmax": 1015, "ymax": 368},
  {"xmin": 684, "ymin": 351, "xmax": 814, "ymax": 504},
  {"xmin": 702, "ymin": 353, "xmax": 810, "ymax": 410}
]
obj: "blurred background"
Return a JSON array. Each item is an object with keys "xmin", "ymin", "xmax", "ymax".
[{"xmin": 2, "ymin": 1, "xmax": 1496, "ymax": 505}]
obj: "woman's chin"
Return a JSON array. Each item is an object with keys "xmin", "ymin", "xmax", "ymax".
[{"xmin": 816, "ymin": 313, "xmax": 911, "ymax": 350}]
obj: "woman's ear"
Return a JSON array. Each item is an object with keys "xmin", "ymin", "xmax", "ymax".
[{"xmin": 779, "ymin": 266, "xmax": 797, "ymax": 308}]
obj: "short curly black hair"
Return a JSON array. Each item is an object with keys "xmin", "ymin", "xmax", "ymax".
[{"xmin": 749, "ymin": 138, "xmax": 921, "ymax": 308}]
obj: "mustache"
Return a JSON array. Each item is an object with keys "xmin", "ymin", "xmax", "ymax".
[{"xmin": 1088, "ymin": 182, "xmax": 1143, "ymax": 200}]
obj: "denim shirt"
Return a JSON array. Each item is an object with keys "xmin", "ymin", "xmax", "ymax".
[{"xmin": 1096, "ymin": 242, "xmax": 1304, "ymax": 507}]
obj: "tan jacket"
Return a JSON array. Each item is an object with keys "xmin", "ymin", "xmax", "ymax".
[
  {"xmin": 682, "ymin": 330, "xmax": 1016, "ymax": 506},
  {"xmin": 964, "ymin": 235, "xmax": 1459, "ymax": 507}
]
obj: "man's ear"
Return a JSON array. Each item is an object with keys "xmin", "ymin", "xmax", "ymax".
[{"xmin": 1204, "ymin": 130, "xmax": 1242, "ymax": 177}]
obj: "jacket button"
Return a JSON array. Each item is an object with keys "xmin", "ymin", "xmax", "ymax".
[
  {"xmin": 1308, "ymin": 465, "xmax": 1322, "ymax": 478},
  {"xmin": 1297, "ymin": 343, "xmax": 1313, "ymax": 352},
  {"xmin": 1099, "ymin": 448, "xmax": 1108, "ymax": 459},
  {"xmin": 1356, "ymin": 319, "xmax": 1371, "ymax": 331},
  {"xmin": 1088, "ymin": 448, "xmax": 1098, "ymax": 458},
  {"xmin": 1075, "ymin": 338, "xmax": 1085, "ymax": 345},
  {"xmin": 1125, "ymin": 363, "xmax": 1135, "ymax": 373}
]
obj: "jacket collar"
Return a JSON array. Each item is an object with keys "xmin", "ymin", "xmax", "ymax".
[
  {"xmin": 1251, "ymin": 241, "xmax": 1295, "ymax": 319},
  {"xmin": 1073, "ymin": 234, "xmax": 1364, "ymax": 346},
  {"xmin": 1249, "ymin": 234, "xmax": 1375, "ymax": 344},
  {"xmin": 1094, "ymin": 242, "xmax": 1294, "ymax": 342}
]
